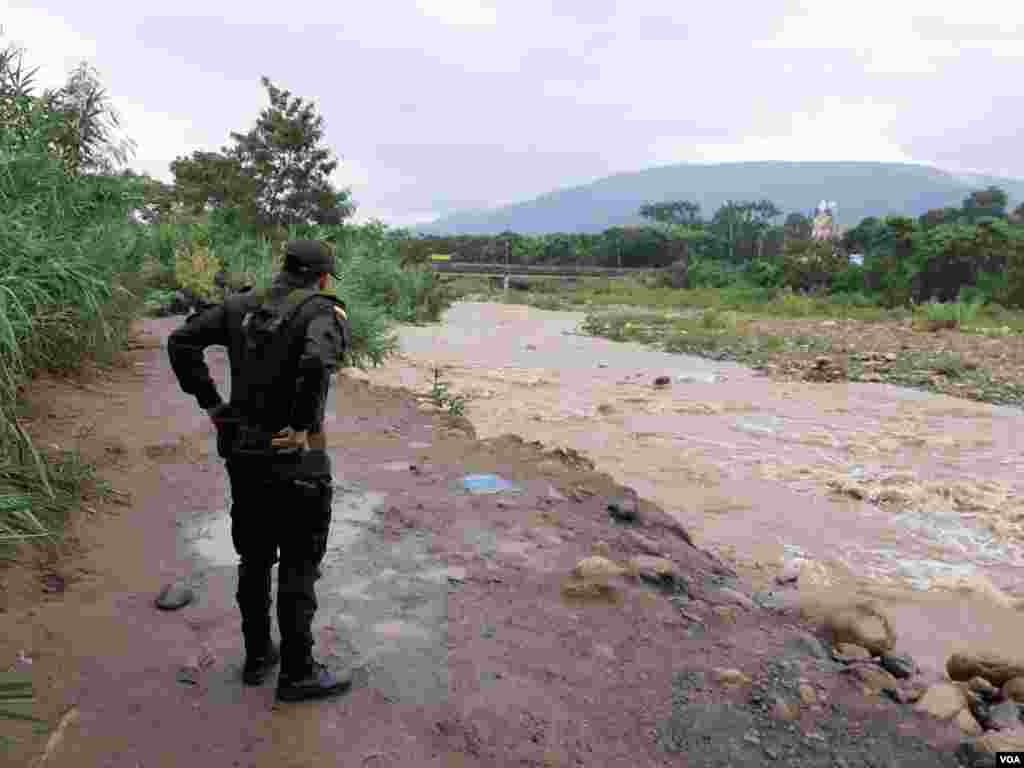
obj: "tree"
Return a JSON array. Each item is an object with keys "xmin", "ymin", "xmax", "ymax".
[
  {"xmin": 639, "ymin": 200, "xmax": 702, "ymax": 227},
  {"xmin": 170, "ymin": 76, "xmax": 354, "ymax": 233},
  {"xmin": 711, "ymin": 199, "xmax": 782, "ymax": 262},
  {"xmin": 170, "ymin": 150, "xmax": 258, "ymax": 218},
  {"xmin": 50, "ymin": 62, "xmax": 136, "ymax": 174},
  {"xmin": 783, "ymin": 212, "xmax": 812, "ymax": 242},
  {"xmin": 1011, "ymin": 202, "xmax": 1024, "ymax": 224},
  {"xmin": 229, "ymin": 77, "xmax": 353, "ymax": 230},
  {"xmin": 0, "ymin": 45, "xmax": 133, "ymax": 174},
  {"xmin": 0, "ymin": 42, "xmax": 38, "ymax": 144},
  {"xmin": 918, "ymin": 207, "xmax": 961, "ymax": 228},
  {"xmin": 962, "ymin": 186, "xmax": 1008, "ymax": 222}
]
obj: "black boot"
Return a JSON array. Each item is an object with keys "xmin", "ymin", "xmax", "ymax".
[
  {"xmin": 238, "ymin": 562, "xmax": 275, "ymax": 684},
  {"xmin": 275, "ymin": 661, "xmax": 352, "ymax": 702},
  {"xmin": 242, "ymin": 641, "xmax": 281, "ymax": 685}
]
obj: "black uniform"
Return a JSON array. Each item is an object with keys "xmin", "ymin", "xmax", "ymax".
[{"xmin": 167, "ymin": 269, "xmax": 348, "ymax": 680}]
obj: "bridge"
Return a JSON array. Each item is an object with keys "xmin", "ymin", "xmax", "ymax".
[{"xmin": 426, "ymin": 261, "xmax": 664, "ymax": 278}]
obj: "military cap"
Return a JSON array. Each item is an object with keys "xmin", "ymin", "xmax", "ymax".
[{"xmin": 284, "ymin": 240, "xmax": 339, "ymax": 278}]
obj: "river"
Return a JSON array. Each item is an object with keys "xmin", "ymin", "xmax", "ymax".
[{"xmin": 347, "ymin": 301, "xmax": 1024, "ymax": 674}]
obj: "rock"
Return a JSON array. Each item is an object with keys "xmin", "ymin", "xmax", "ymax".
[
  {"xmin": 710, "ymin": 587, "xmax": 757, "ymax": 611},
  {"xmin": 949, "ymin": 651, "xmax": 1024, "ymax": 687},
  {"xmin": 776, "ymin": 559, "xmax": 802, "ymax": 585},
  {"xmin": 957, "ymin": 728, "xmax": 1024, "ymax": 767},
  {"xmin": 547, "ymin": 486, "xmax": 567, "ymax": 502},
  {"xmin": 625, "ymin": 530, "xmax": 665, "ymax": 557},
  {"xmin": 880, "ymin": 652, "xmax": 917, "ymax": 679},
  {"xmin": 628, "ymin": 555, "xmax": 679, "ymax": 586},
  {"xmin": 986, "ymin": 700, "xmax": 1023, "ymax": 731},
  {"xmin": 445, "ymin": 567, "xmax": 467, "ymax": 584},
  {"xmin": 592, "ymin": 541, "xmax": 612, "ymax": 559},
  {"xmin": 713, "ymin": 668, "xmax": 752, "ymax": 687},
  {"xmin": 572, "ymin": 556, "xmax": 626, "ymax": 579},
  {"xmin": 914, "ymin": 683, "xmax": 968, "ymax": 720},
  {"xmin": 795, "ymin": 559, "xmax": 834, "ymax": 589},
  {"xmin": 848, "ymin": 665, "xmax": 899, "ymax": 695},
  {"xmin": 897, "ymin": 680, "xmax": 929, "ymax": 704},
  {"xmin": 712, "ymin": 605, "xmax": 739, "ymax": 624},
  {"xmin": 822, "ymin": 602, "xmax": 897, "ymax": 656},
  {"xmin": 799, "ymin": 683, "xmax": 818, "ymax": 705},
  {"xmin": 788, "ymin": 630, "xmax": 829, "ymax": 660},
  {"xmin": 957, "ymin": 709, "xmax": 984, "ymax": 736},
  {"xmin": 834, "ymin": 643, "xmax": 872, "ymax": 661},
  {"xmin": 561, "ymin": 580, "xmax": 619, "ymax": 603},
  {"xmin": 1005, "ymin": 677, "xmax": 1024, "ymax": 703},
  {"xmin": 177, "ymin": 663, "xmax": 201, "ymax": 685},
  {"xmin": 653, "ymin": 376, "xmax": 671, "ymax": 388},
  {"xmin": 771, "ymin": 696, "xmax": 800, "ymax": 722},
  {"xmin": 607, "ymin": 497, "xmax": 639, "ymax": 523},
  {"xmin": 155, "ymin": 581, "xmax": 195, "ymax": 611},
  {"xmin": 971, "ymin": 676, "xmax": 1000, "ymax": 699}
]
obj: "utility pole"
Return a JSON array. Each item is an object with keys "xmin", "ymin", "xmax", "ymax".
[{"xmin": 503, "ymin": 239, "xmax": 510, "ymax": 298}]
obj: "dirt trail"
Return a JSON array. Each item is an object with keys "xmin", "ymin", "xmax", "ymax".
[{"xmin": 0, "ymin": 315, "xmax": 973, "ymax": 766}]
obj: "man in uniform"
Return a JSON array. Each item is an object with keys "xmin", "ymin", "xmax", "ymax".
[{"xmin": 167, "ymin": 239, "xmax": 353, "ymax": 702}]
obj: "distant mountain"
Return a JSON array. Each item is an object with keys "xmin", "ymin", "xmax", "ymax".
[{"xmin": 420, "ymin": 161, "xmax": 1024, "ymax": 235}]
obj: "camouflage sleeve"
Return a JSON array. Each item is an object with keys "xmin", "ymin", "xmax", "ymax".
[{"xmin": 292, "ymin": 306, "xmax": 348, "ymax": 434}]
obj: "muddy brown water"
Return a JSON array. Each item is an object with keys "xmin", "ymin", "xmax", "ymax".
[
  {"xmin": 353, "ymin": 301, "xmax": 1024, "ymax": 676},
  {"xmin": 0, "ymin": 312, "xmax": 978, "ymax": 766}
]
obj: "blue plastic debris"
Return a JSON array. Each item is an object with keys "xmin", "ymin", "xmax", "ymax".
[{"xmin": 461, "ymin": 474, "xmax": 518, "ymax": 495}]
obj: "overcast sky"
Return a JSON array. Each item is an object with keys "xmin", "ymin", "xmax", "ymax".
[{"xmin": 3, "ymin": 1, "xmax": 1022, "ymax": 225}]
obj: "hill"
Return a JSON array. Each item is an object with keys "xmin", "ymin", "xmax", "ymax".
[{"xmin": 421, "ymin": 161, "xmax": 1024, "ymax": 235}]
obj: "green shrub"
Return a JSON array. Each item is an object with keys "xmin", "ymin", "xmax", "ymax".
[
  {"xmin": 781, "ymin": 239, "xmax": 848, "ymax": 293},
  {"xmin": 916, "ymin": 299, "xmax": 983, "ymax": 330},
  {"xmin": 830, "ymin": 263, "xmax": 867, "ymax": 295},
  {"xmin": 687, "ymin": 258, "xmax": 741, "ymax": 289},
  {"xmin": 745, "ymin": 259, "xmax": 785, "ymax": 289},
  {"xmin": 830, "ymin": 291, "xmax": 877, "ymax": 308}
]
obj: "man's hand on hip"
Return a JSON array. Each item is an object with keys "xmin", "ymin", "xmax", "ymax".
[{"xmin": 271, "ymin": 426, "xmax": 308, "ymax": 453}]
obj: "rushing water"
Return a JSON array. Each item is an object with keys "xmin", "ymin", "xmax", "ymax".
[{"xmin": 349, "ymin": 301, "xmax": 1024, "ymax": 673}]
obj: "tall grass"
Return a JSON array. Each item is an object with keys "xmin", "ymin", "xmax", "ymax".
[{"xmin": 0, "ymin": 102, "xmax": 145, "ymax": 553}]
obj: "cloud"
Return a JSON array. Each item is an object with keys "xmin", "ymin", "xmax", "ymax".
[
  {"xmin": 682, "ymin": 98, "xmax": 915, "ymax": 166},
  {"xmin": 0, "ymin": 6, "xmax": 98, "ymax": 88},
  {"xmin": 414, "ymin": 0, "xmax": 498, "ymax": 26},
  {"xmin": 4, "ymin": 1, "xmax": 1021, "ymax": 225}
]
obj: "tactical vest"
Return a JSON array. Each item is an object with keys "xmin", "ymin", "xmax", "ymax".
[{"xmin": 219, "ymin": 286, "xmax": 349, "ymax": 457}]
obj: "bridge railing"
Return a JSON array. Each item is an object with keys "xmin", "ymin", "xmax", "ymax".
[{"xmin": 426, "ymin": 262, "xmax": 666, "ymax": 277}]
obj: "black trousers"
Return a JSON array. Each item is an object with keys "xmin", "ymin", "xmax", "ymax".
[{"xmin": 224, "ymin": 451, "xmax": 333, "ymax": 676}]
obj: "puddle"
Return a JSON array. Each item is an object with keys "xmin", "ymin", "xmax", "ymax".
[
  {"xmin": 184, "ymin": 475, "xmax": 448, "ymax": 707},
  {"xmin": 186, "ymin": 483, "xmax": 387, "ymax": 568}
]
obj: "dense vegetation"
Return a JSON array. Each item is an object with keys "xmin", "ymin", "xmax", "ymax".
[
  {"xmin": 0, "ymin": 41, "xmax": 451, "ymax": 557},
  {"xmin": 404, "ymin": 189, "xmax": 1024, "ymax": 311}
]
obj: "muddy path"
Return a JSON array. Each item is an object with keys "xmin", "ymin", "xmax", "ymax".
[
  {"xmin": 0, "ymin": 315, "xmax": 977, "ymax": 766},
  {"xmin": 354, "ymin": 302, "xmax": 1024, "ymax": 677}
]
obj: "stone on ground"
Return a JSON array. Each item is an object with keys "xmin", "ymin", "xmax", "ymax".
[
  {"xmin": 155, "ymin": 581, "xmax": 194, "ymax": 611},
  {"xmin": 822, "ymin": 602, "xmax": 896, "ymax": 656},
  {"xmin": 572, "ymin": 556, "xmax": 626, "ymax": 579},
  {"xmin": 948, "ymin": 651, "xmax": 1024, "ymax": 687},
  {"xmin": 914, "ymin": 683, "xmax": 968, "ymax": 720}
]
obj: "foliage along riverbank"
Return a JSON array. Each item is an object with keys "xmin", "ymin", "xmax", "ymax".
[{"xmin": 444, "ymin": 274, "xmax": 1024, "ymax": 409}]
